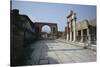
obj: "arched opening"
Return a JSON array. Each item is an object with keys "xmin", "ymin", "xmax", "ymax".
[{"xmin": 41, "ymin": 25, "xmax": 51, "ymax": 39}]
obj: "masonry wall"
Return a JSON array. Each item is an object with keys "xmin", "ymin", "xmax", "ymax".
[{"xmin": 10, "ymin": 9, "xmax": 37, "ymax": 66}]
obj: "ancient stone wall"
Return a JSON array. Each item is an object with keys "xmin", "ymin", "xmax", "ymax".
[{"xmin": 11, "ymin": 9, "xmax": 36, "ymax": 66}]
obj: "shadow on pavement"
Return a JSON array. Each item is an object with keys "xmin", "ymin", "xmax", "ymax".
[{"xmin": 16, "ymin": 40, "xmax": 59, "ymax": 66}]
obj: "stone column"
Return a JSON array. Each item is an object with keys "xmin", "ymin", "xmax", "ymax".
[
  {"xmin": 81, "ymin": 29, "xmax": 83, "ymax": 42},
  {"xmin": 87, "ymin": 28, "xmax": 91, "ymax": 44},
  {"xmin": 67, "ymin": 22, "xmax": 69, "ymax": 40},
  {"xmin": 70, "ymin": 22, "xmax": 72, "ymax": 41},
  {"xmin": 73, "ymin": 13, "xmax": 77, "ymax": 41}
]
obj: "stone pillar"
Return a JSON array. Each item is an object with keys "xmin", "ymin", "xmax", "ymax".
[
  {"xmin": 70, "ymin": 22, "xmax": 72, "ymax": 41},
  {"xmin": 67, "ymin": 22, "xmax": 69, "ymax": 40},
  {"xmin": 81, "ymin": 29, "xmax": 83, "ymax": 42},
  {"xmin": 70, "ymin": 32, "xmax": 72, "ymax": 41},
  {"xmin": 73, "ymin": 13, "xmax": 77, "ymax": 41},
  {"xmin": 66, "ymin": 30, "xmax": 68, "ymax": 40},
  {"xmin": 87, "ymin": 28, "xmax": 91, "ymax": 44}
]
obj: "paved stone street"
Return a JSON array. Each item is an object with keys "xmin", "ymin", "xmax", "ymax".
[{"xmin": 26, "ymin": 40, "xmax": 96, "ymax": 65}]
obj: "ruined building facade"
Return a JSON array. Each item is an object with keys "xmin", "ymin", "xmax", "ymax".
[{"xmin": 65, "ymin": 10, "xmax": 96, "ymax": 45}]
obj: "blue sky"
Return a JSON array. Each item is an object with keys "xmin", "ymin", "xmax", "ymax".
[{"xmin": 11, "ymin": 1, "xmax": 96, "ymax": 31}]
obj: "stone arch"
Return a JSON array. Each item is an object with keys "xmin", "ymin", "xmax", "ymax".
[
  {"xmin": 34, "ymin": 22, "xmax": 58, "ymax": 39},
  {"xmin": 41, "ymin": 25, "xmax": 51, "ymax": 33},
  {"xmin": 41, "ymin": 25, "xmax": 51, "ymax": 39}
]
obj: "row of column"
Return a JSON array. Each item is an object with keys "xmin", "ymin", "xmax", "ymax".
[
  {"xmin": 80, "ymin": 28, "xmax": 91, "ymax": 43},
  {"xmin": 66, "ymin": 10, "xmax": 92, "ymax": 44},
  {"xmin": 66, "ymin": 10, "xmax": 76, "ymax": 42}
]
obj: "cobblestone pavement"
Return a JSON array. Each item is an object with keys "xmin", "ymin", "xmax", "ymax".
[{"xmin": 26, "ymin": 39, "xmax": 96, "ymax": 65}]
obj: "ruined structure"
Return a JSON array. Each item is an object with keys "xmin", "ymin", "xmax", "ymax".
[
  {"xmin": 66, "ymin": 10, "xmax": 77, "ymax": 41},
  {"xmin": 76, "ymin": 19, "xmax": 96, "ymax": 44},
  {"xmin": 66, "ymin": 10, "xmax": 96, "ymax": 45},
  {"xmin": 34, "ymin": 22, "xmax": 58, "ymax": 39},
  {"xmin": 11, "ymin": 9, "xmax": 36, "ymax": 66}
]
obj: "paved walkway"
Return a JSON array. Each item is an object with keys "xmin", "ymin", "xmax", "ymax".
[
  {"xmin": 57, "ymin": 39, "xmax": 96, "ymax": 51},
  {"xmin": 26, "ymin": 40, "xmax": 96, "ymax": 65}
]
